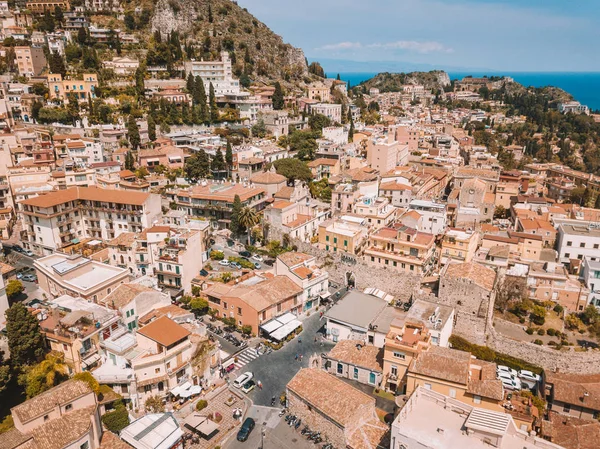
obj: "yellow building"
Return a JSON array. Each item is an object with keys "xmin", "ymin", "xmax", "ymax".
[
  {"xmin": 406, "ymin": 346, "xmax": 504, "ymax": 411},
  {"xmin": 25, "ymin": 0, "xmax": 69, "ymax": 14},
  {"xmin": 48, "ymin": 73, "xmax": 98, "ymax": 102},
  {"xmin": 318, "ymin": 217, "xmax": 368, "ymax": 255},
  {"xmin": 441, "ymin": 228, "xmax": 480, "ymax": 264},
  {"xmin": 15, "ymin": 46, "xmax": 47, "ymax": 77}
]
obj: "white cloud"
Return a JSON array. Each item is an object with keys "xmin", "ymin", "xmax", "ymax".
[{"xmin": 316, "ymin": 40, "xmax": 453, "ymax": 54}]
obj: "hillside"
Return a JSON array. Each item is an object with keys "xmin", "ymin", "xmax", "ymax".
[
  {"xmin": 139, "ymin": 0, "xmax": 309, "ymax": 89},
  {"xmin": 356, "ymin": 71, "xmax": 451, "ymax": 93}
]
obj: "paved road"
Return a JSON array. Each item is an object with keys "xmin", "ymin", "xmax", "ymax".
[{"xmin": 234, "ymin": 312, "xmax": 335, "ymax": 407}]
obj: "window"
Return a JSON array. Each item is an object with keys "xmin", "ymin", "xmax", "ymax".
[
  {"xmin": 563, "ymin": 404, "xmax": 571, "ymax": 413},
  {"xmin": 144, "ymin": 385, "xmax": 152, "ymax": 393},
  {"xmin": 238, "ymin": 307, "xmax": 242, "ymax": 315},
  {"xmin": 65, "ymin": 403, "xmax": 72, "ymax": 411},
  {"xmin": 353, "ymin": 367, "xmax": 359, "ymax": 379},
  {"xmin": 369, "ymin": 372, "xmax": 376, "ymax": 385},
  {"xmin": 424, "ymin": 383, "xmax": 432, "ymax": 390},
  {"xmin": 80, "ymin": 442, "xmax": 89, "ymax": 449},
  {"xmin": 391, "ymin": 365, "xmax": 398, "ymax": 376},
  {"xmin": 474, "ymin": 395, "xmax": 482, "ymax": 404},
  {"xmin": 337, "ymin": 363, "xmax": 343, "ymax": 374},
  {"xmin": 567, "ymin": 241, "xmax": 572, "ymax": 247},
  {"xmin": 326, "ymin": 235, "xmax": 329, "ymax": 241},
  {"xmin": 44, "ymin": 415, "xmax": 49, "ymax": 421},
  {"xmin": 63, "ymin": 343, "xmax": 68, "ymax": 351},
  {"xmin": 333, "ymin": 237, "xmax": 337, "ymax": 244},
  {"xmin": 449, "ymin": 389, "xmax": 456, "ymax": 398},
  {"xmin": 155, "ymin": 368, "xmax": 160, "ymax": 374},
  {"xmin": 223, "ymin": 302, "xmax": 227, "ymax": 309},
  {"xmin": 565, "ymin": 253, "xmax": 570, "ymax": 258},
  {"xmin": 595, "ymin": 244, "xmax": 599, "ymax": 249},
  {"xmin": 393, "ymin": 352, "xmax": 405, "ymax": 360},
  {"xmin": 580, "ymin": 242, "xmax": 586, "ymax": 248}
]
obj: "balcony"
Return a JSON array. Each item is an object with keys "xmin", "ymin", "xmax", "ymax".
[{"xmin": 59, "ymin": 228, "xmax": 74, "ymax": 238}]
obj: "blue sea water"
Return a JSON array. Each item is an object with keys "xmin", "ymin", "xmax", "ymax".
[{"xmin": 337, "ymin": 71, "xmax": 600, "ymax": 111}]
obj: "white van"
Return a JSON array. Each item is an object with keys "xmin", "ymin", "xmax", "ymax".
[{"xmin": 233, "ymin": 371, "xmax": 253, "ymax": 388}]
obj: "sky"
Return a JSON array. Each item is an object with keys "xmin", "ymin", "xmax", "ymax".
[{"xmin": 236, "ymin": 0, "xmax": 600, "ymax": 72}]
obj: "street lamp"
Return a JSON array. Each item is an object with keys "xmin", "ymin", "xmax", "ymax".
[{"xmin": 258, "ymin": 426, "xmax": 265, "ymax": 449}]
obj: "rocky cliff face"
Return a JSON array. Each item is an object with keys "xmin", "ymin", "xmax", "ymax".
[
  {"xmin": 149, "ymin": 0, "xmax": 308, "ymax": 87},
  {"xmin": 358, "ymin": 70, "xmax": 451, "ymax": 93}
]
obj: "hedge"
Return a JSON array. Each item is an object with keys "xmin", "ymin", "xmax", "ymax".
[
  {"xmin": 101, "ymin": 406, "xmax": 129, "ymax": 433},
  {"xmin": 196, "ymin": 400, "xmax": 208, "ymax": 411},
  {"xmin": 449, "ymin": 335, "xmax": 543, "ymax": 375}
]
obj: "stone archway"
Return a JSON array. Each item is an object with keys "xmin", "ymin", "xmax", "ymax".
[{"xmin": 345, "ymin": 271, "xmax": 356, "ymax": 288}]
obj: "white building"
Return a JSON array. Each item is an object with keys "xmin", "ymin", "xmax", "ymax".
[
  {"xmin": 556, "ymin": 223, "xmax": 600, "ymax": 264},
  {"xmin": 408, "ymin": 200, "xmax": 447, "ymax": 235},
  {"xmin": 102, "ymin": 56, "xmax": 140, "ymax": 76},
  {"xmin": 184, "ymin": 52, "xmax": 240, "ymax": 96},
  {"xmin": 120, "ymin": 413, "xmax": 183, "ymax": 449},
  {"xmin": 275, "ymin": 252, "xmax": 329, "ymax": 311},
  {"xmin": 558, "ymin": 101, "xmax": 589, "ymax": 115},
  {"xmin": 581, "ymin": 256, "xmax": 600, "ymax": 308},
  {"xmin": 309, "ymin": 103, "xmax": 342, "ymax": 124}
]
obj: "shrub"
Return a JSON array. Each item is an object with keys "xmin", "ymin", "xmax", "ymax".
[
  {"xmin": 240, "ymin": 325, "xmax": 252, "ymax": 335},
  {"xmin": 196, "ymin": 400, "xmax": 208, "ymax": 411},
  {"xmin": 537, "ymin": 329, "xmax": 546, "ymax": 336},
  {"xmin": 533, "ymin": 339, "xmax": 543, "ymax": 345},
  {"xmin": 102, "ymin": 406, "xmax": 129, "ymax": 432},
  {"xmin": 547, "ymin": 328, "xmax": 557, "ymax": 336},
  {"xmin": 210, "ymin": 251, "xmax": 224, "ymax": 261},
  {"xmin": 548, "ymin": 340, "xmax": 557, "ymax": 346},
  {"xmin": 553, "ymin": 304, "xmax": 564, "ymax": 314},
  {"xmin": 525, "ymin": 328, "xmax": 534, "ymax": 335}
]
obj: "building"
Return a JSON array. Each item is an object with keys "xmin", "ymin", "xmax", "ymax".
[
  {"xmin": 352, "ymin": 196, "xmax": 397, "ymax": 229},
  {"xmin": 3, "ymin": 379, "xmax": 102, "ymax": 449},
  {"xmin": 139, "ymin": 145, "xmax": 185, "ymax": 171},
  {"xmin": 440, "ymin": 228, "xmax": 480, "ymax": 264},
  {"xmin": 260, "ymin": 110, "xmax": 289, "ymax": 138},
  {"xmin": 175, "ymin": 182, "xmax": 267, "ymax": 229},
  {"xmin": 120, "ymin": 414, "xmax": 183, "ymax": 449},
  {"xmin": 275, "ymin": 252, "xmax": 329, "ymax": 311},
  {"xmin": 366, "ymin": 136, "xmax": 409, "ymax": 174},
  {"xmin": 307, "ymin": 158, "xmax": 340, "ymax": 180},
  {"xmin": 250, "ymin": 169, "xmax": 287, "ymax": 197},
  {"xmin": 184, "ymin": 52, "xmax": 240, "ymax": 96},
  {"xmin": 558, "ymin": 101, "xmax": 589, "ymax": 115},
  {"xmin": 526, "ymin": 262, "xmax": 588, "ymax": 312},
  {"xmin": 287, "ymin": 369, "xmax": 388, "ymax": 449},
  {"xmin": 581, "ymin": 257, "xmax": 600, "ymax": 308},
  {"xmin": 204, "ymin": 274, "xmax": 303, "ymax": 335},
  {"xmin": 102, "ymin": 56, "xmax": 140, "ymax": 76},
  {"xmin": 516, "ymin": 217, "xmax": 557, "ymax": 247},
  {"xmin": 20, "ymin": 186, "xmax": 162, "ymax": 255},
  {"xmin": 324, "ymin": 290, "xmax": 388, "ymax": 343},
  {"xmin": 307, "ymin": 83, "xmax": 330, "ymax": 102},
  {"xmin": 321, "ymin": 340, "xmax": 384, "ymax": 388},
  {"xmin": 379, "ymin": 179, "xmax": 412, "ymax": 207},
  {"xmin": 543, "ymin": 371, "xmax": 600, "ymax": 421},
  {"xmin": 14, "ymin": 46, "xmax": 46, "ymax": 77},
  {"xmin": 34, "ymin": 254, "xmax": 129, "ymax": 301},
  {"xmin": 47, "ymin": 73, "xmax": 98, "ymax": 102},
  {"xmin": 309, "ymin": 103, "xmax": 342, "ymax": 123},
  {"xmin": 318, "ymin": 217, "xmax": 368, "ymax": 255},
  {"xmin": 391, "ymin": 387, "xmax": 562, "ymax": 449},
  {"xmin": 557, "ymin": 223, "xmax": 600, "ymax": 264},
  {"xmin": 408, "ymin": 200, "xmax": 447, "ymax": 235},
  {"xmin": 24, "ymin": 0, "xmax": 69, "ymax": 13}
]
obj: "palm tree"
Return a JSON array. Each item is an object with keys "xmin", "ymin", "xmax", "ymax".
[
  {"xmin": 238, "ymin": 206, "xmax": 259, "ymax": 245},
  {"xmin": 24, "ymin": 352, "xmax": 68, "ymax": 398}
]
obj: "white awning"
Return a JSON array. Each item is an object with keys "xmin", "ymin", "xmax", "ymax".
[
  {"xmin": 276, "ymin": 312, "xmax": 296, "ymax": 325},
  {"xmin": 261, "ymin": 320, "xmax": 282, "ymax": 333},
  {"xmin": 270, "ymin": 319, "xmax": 302, "ymax": 341},
  {"xmin": 82, "ymin": 353, "xmax": 100, "ymax": 368},
  {"xmin": 320, "ymin": 291, "xmax": 331, "ymax": 299},
  {"xmin": 171, "ymin": 381, "xmax": 192, "ymax": 397}
]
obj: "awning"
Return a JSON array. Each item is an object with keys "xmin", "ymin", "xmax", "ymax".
[
  {"xmin": 261, "ymin": 320, "xmax": 283, "ymax": 334},
  {"xmin": 146, "ymin": 158, "xmax": 160, "ymax": 163},
  {"xmin": 275, "ymin": 312, "xmax": 296, "ymax": 325},
  {"xmin": 320, "ymin": 291, "xmax": 331, "ymax": 299},
  {"xmin": 82, "ymin": 353, "xmax": 100, "ymax": 368},
  {"xmin": 171, "ymin": 381, "xmax": 192, "ymax": 397},
  {"xmin": 184, "ymin": 414, "xmax": 220, "ymax": 437},
  {"xmin": 270, "ymin": 319, "xmax": 302, "ymax": 341}
]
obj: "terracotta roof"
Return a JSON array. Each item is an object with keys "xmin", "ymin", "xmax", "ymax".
[
  {"xmin": 270, "ymin": 200, "xmax": 294, "ymax": 210},
  {"xmin": 119, "ymin": 169, "xmax": 136, "ymax": 178},
  {"xmin": 29, "ymin": 406, "xmax": 95, "ymax": 449},
  {"xmin": 107, "ymin": 232, "xmax": 136, "ymax": 247},
  {"xmin": 100, "ymin": 430, "xmax": 132, "ymax": 449},
  {"xmin": 137, "ymin": 316, "xmax": 191, "ymax": 347},
  {"xmin": 543, "ymin": 411, "xmax": 600, "ymax": 449},
  {"xmin": 380, "ymin": 181, "xmax": 412, "ymax": 191},
  {"xmin": 11, "ymin": 380, "xmax": 92, "ymax": 424},
  {"xmin": 467, "ymin": 360, "xmax": 504, "ymax": 401},
  {"xmin": 20, "ymin": 186, "xmax": 150, "ymax": 208},
  {"xmin": 307, "ymin": 158, "xmax": 338, "ymax": 167},
  {"xmin": 89, "ymin": 161, "xmax": 120, "ymax": 168},
  {"xmin": 0, "ymin": 429, "xmax": 32, "ymax": 449},
  {"xmin": 545, "ymin": 372, "xmax": 600, "ymax": 411},
  {"xmin": 292, "ymin": 266, "xmax": 313, "ymax": 279},
  {"xmin": 250, "ymin": 171, "xmax": 286, "ymax": 184},
  {"xmin": 277, "ymin": 252, "xmax": 313, "ymax": 267},
  {"xmin": 238, "ymin": 157, "xmax": 264, "ymax": 165},
  {"xmin": 138, "ymin": 304, "xmax": 191, "ymax": 326},
  {"xmin": 100, "ymin": 283, "xmax": 154, "ymax": 310},
  {"xmin": 178, "ymin": 183, "xmax": 265, "ymax": 203},
  {"xmin": 410, "ymin": 346, "xmax": 471, "ymax": 385},
  {"xmin": 287, "ymin": 368, "xmax": 375, "ymax": 428},
  {"xmin": 444, "ymin": 262, "xmax": 496, "ymax": 291},
  {"xmin": 274, "ymin": 186, "xmax": 294, "ymax": 199},
  {"xmin": 327, "ymin": 340, "xmax": 383, "ymax": 372}
]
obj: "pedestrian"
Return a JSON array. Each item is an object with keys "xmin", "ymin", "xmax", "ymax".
[
  {"xmin": 295, "ymin": 354, "xmax": 298, "ymax": 361},
  {"xmin": 298, "ymin": 338, "xmax": 302, "ymax": 343},
  {"xmin": 314, "ymin": 337, "xmax": 317, "ymax": 343},
  {"xmin": 300, "ymin": 354, "xmax": 303, "ymax": 361},
  {"xmin": 258, "ymin": 380, "xmax": 262, "ymax": 389}
]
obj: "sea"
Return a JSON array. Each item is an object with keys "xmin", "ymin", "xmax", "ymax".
[{"xmin": 335, "ymin": 72, "xmax": 600, "ymax": 111}]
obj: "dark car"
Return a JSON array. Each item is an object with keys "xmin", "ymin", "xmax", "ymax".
[
  {"xmin": 239, "ymin": 250, "xmax": 252, "ymax": 258},
  {"xmin": 236, "ymin": 417, "xmax": 255, "ymax": 442},
  {"xmin": 13, "ymin": 245, "xmax": 23, "ymax": 253}
]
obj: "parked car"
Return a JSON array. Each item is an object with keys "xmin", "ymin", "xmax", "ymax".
[
  {"xmin": 241, "ymin": 380, "xmax": 255, "ymax": 394},
  {"xmin": 239, "ymin": 250, "xmax": 252, "ymax": 258},
  {"xmin": 24, "ymin": 250, "xmax": 34, "ymax": 257},
  {"xmin": 252, "ymin": 255, "xmax": 263, "ymax": 262},
  {"xmin": 236, "ymin": 417, "xmax": 255, "ymax": 442},
  {"xmin": 518, "ymin": 370, "xmax": 541, "ymax": 386},
  {"xmin": 497, "ymin": 365, "xmax": 518, "ymax": 378},
  {"xmin": 22, "ymin": 274, "xmax": 37, "ymax": 282},
  {"xmin": 13, "ymin": 246, "xmax": 23, "ymax": 253},
  {"xmin": 499, "ymin": 376, "xmax": 522, "ymax": 391},
  {"xmin": 230, "ymin": 262, "xmax": 242, "ymax": 269},
  {"xmin": 253, "ymin": 262, "xmax": 261, "ymax": 270},
  {"xmin": 264, "ymin": 259, "xmax": 275, "ymax": 266},
  {"xmin": 218, "ymin": 260, "xmax": 230, "ymax": 267},
  {"xmin": 233, "ymin": 371, "xmax": 253, "ymax": 389}
]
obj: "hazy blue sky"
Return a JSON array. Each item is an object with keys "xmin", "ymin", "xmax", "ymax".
[{"xmin": 236, "ymin": 0, "xmax": 600, "ymax": 72}]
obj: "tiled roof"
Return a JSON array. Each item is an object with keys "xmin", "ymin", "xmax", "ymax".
[
  {"xmin": 444, "ymin": 262, "xmax": 496, "ymax": 291},
  {"xmin": 250, "ymin": 171, "xmax": 286, "ymax": 184},
  {"xmin": 277, "ymin": 252, "xmax": 313, "ymax": 267},
  {"xmin": 287, "ymin": 368, "xmax": 375, "ymax": 428},
  {"xmin": 178, "ymin": 183, "xmax": 265, "ymax": 203},
  {"xmin": 30, "ymin": 406, "xmax": 95, "ymax": 449},
  {"xmin": 99, "ymin": 429, "xmax": 131, "ymax": 449},
  {"xmin": 270, "ymin": 200, "xmax": 294, "ymax": 209},
  {"xmin": 380, "ymin": 181, "xmax": 411, "ymax": 191},
  {"xmin": 545, "ymin": 372, "xmax": 600, "ymax": 411},
  {"xmin": 100, "ymin": 283, "xmax": 154, "ymax": 310},
  {"xmin": 0, "ymin": 429, "xmax": 32, "ymax": 449},
  {"xmin": 274, "ymin": 186, "xmax": 294, "ymax": 199},
  {"xmin": 107, "ymin": 232, "xmax": 136, "ymax": 247},
  {"xmin": 21, "ymin": 186, "xmax": 150, "ymax": 208},
  {"xmin": 137, "ymin": 316, "xmax": 190, "ymax": 347},
  {"xmin": 138, "ymin": 305, "xmax": 191, "ymax": 326},
  {"xmin": 410, "ymin": 346, "xmax": 471, "ymax": 385},
  {"xmin": 327, "ymin": 340, "xmax": 383, "ymax": 372},
  {"xmin": 11, "ymin": 380, "xmax": 92, "ymax": 424}
]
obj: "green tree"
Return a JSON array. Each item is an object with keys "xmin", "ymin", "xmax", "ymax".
[
  {"xmin": 102, "ymin": 403, "xmax": 129, "ymax": 432},
  {"xmin": 6, "ymin": 280, "xmax": 23, "ymax": 300},
  {"xmin": 595, "ymin": 194, "xmax": 600, "ymax": 209},
  {"xmin": 209, "ymin": 82, "xmax": 219, "ymax": 123},
  {"xmin": 124, "ymin": 151, "xmax": 135, "ymax": 170},
  {"xmin": 145, "ymin": 395, "xmax": 165, "ymax": 413},
  {"xmin": 251, "ymin": 119, "xmax": 267, "ymax": 138},
  {"xmin": 190, "ymin": 298, "xmax": 209, "ymax": 315},
  {"xmin": 225, "ymin": 140, "xmax": 233, "ymax": 177},
  {"xmin": 186, "ymin": 72, "xmax": 195, "ymax": 94},
  {"xmin": 48, "ymin": 51, "xmax": 66, "ymax": 77},
  {"xmin": 124, "ymin": 12, "xmax": 135, "ymax": 30},
  {"xmin": 230, "ymin": 194, "xmax": 242, "ymax": 235},
  {"xmin": 272, "ymin": 158, "xmax": 313, "ymax": 183},
  {"xmin": 20, "ymin": 352, "xmax": 68, "ymax": 398},
  {"xmin": 184, "ymin": 150, "xmax": 210, "ymax": 181},
  {"xmin": 272, "ymin": 82, "xmax": 284, "ymax": 110},
  {"xmin": 308, "ymin": 61, "xmax": 325, "ymax": 78},
  {"xmin": 77, "ymin": 27, "xmax": 87, "ymax": 45},
  {"xmin": 308, "ymin": 113, "xmax": 331, "ymax": 133},
  {"xmin": 208, "ymin": 3, "xmax": 213, "ymax": 22},
  {"xmin": 147, "ymin": 115, "xmax": 156, "ymax": 142},
  {"xmin": 135, "ymin": 66, "xmax": 145, "ymax": 98},
  {"xmin": 39, "ymin": 10, "xmax": 55, "ymax": 32},
  {"xmin": 54, "ymin": 6, "xmax": 64, "ymax": 24},
  {"xmin": 73, "ymin": 371, "xmax": 100, "ymax": 394},
  {"xmin": 6, "ymin": 303, "xmax": 45, "ymax": 367},
  {"xmin": 211, "ymin": 148, "xmax": 225, "ymax": 173},
  {"xmin": 127, "ymin": 115, "xmax": 140, "ymax": 150},
  {"xmin": 348, "ymin": 109, "xmax": 354, "ymax": 143},
  {"xmin": 0, "ymin": 349, "xmax": 11, "ymax": 397},
  {"xmin": 238, "ymin": 206, "xmax": 259, "ymax": 245},
  {"xmin": 193, "ymin": 76, "xmax": 208, "ymax": 122}
]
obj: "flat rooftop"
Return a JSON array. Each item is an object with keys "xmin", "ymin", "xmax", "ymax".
[
  {"xmin": 560, "ymin": 223, "xmax": 600, "ymax": 238},
  {"xmin": 326, "ymin": 291, "xmax": 388, "ymax": 330}
]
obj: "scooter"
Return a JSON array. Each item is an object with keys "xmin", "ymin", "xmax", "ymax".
[
  {"xmin": 313, "ymin": 436, "xmax": 322, "ymax": 444},
  {"xmin": 271, "ymin": 396, "xmax": 276, "ymax": 407},
  {"xmin": 301, "ymin": 426, "xmax": 311, "ymax": 435},
  {"xmin": 279, "ymin": 409, "xmax": 286, "ymax": 417},
  {"xmin": 294, "ymin": 419, "xmax": 302, "ymax": 429}
]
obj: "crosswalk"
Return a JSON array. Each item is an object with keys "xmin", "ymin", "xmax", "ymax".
[{"xmin": 232, "ymin": 347, "xmax": 260, "ymax": 370}]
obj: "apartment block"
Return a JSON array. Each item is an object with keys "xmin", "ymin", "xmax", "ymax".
[
  {"xmin": 440, "ymin": 228, "xmax": 480, "ymax": 264},
  {"xmin": 318, "ymin": 217, "xmax": 369, "ymax": 255},
  {"xmin": 184, "ymin": 52, "xmax": 240, "ymax": 96},
  {"xmin": 275, "ymin": 252, "xmax": 329, "ymax": 311},
  {"xmin": 47, "ymin": 73, "xmax": 98, "ymax": 102},
  {"xmin": 14, "ymin": 46, "xmax": 46, "ymax": 77}
]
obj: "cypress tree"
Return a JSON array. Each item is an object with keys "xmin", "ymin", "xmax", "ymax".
[
  {"xmin": 272, "ymin": 82, "xmax": 284, "ymax": 110},
  {"xmin": 348, "ymin": 109, "xmax": 354, "ymax": 143},
  {"xmin": 230, "ymin": 194, "xmax": 242, "ymax": 235},
  {"xmin": 225, "ymin": 140, "xmax": 233, "ymax": 177},
  {"xmin": 127, "ymin": 115, "xmax": 140, "ymax": 150},
  {"xmin": 209, "ymin": 82, "xmax": 218, "ymax": 123},
  {"xmin": 148, "ymin": 115, "xmax": 156, "ymax": 142}
]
